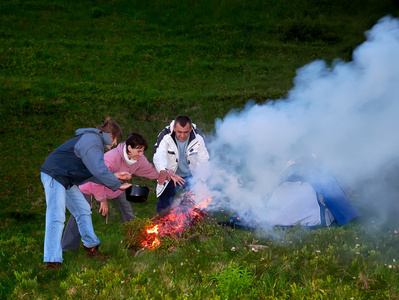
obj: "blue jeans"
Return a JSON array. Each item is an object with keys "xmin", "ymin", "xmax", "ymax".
[
  {"xmin": 62, "ymin": 192, "xmax": 135, "ymax": 252},
  {"xmin": 156, "ymin": 176, "xmax": 191, "ymax": 212},
  {"xmin": 41, "ymin": 172, "xmax": 100, "ymax": 263}
]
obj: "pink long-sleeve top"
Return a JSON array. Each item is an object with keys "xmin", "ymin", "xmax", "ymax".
[{"xmin": 79, "ymin": 142, "xmax": 159, "ymax": 201}]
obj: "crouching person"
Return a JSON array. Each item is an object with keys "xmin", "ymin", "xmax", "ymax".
[
  {"xmin": 61, "ymin": 132, "xmax": 169, "ymax": 252},
  {"xmin": 153, "ymin": 115, "xmax": 210, "ymax": 212},
  {"xmin": 40, "ymin": 118, "xmax": 131, "ymax": 269}
]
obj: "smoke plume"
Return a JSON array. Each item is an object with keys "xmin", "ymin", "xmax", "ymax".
[{"xmin": 194, "ymin": 16, "xmax": 399, "ymax": 227}]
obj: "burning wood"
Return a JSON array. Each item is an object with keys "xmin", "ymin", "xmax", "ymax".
[{"xmin": 123, "ymin": 192, "xmax": 213, "ymax": 252}]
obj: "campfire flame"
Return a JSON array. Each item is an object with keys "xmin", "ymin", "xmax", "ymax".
[
  {"xmin": 197, "ymin": 197, "xmax": 212, "ymax": 210},
  {"xmin": 144, "ymin": 225, "xmax": 160, "ymax": 248},
  {"xmin": 141, "ymin": 193, "xmax": 212, "ymax": 249}
]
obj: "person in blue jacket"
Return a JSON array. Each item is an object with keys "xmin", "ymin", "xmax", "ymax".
[{"xmin": 40, "ymin": 117, "xmax": 131, "ymax": 269}]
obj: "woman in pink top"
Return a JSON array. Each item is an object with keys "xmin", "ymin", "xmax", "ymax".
[{"xmin": 62, "ymin": 132, "xmax": 169, "ymax": 252}]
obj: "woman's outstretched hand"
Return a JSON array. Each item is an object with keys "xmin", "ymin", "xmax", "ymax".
[
  {"xmin": 158, "ymin": 170, "xmax": 169, "ymax": 185},
  {"xmin": 115, "ymin": 172, "xmax": 132, "ymax": 181},
  {"xmin": 119, "ymin": 182, "xmax": 132, "ymax": 190}
]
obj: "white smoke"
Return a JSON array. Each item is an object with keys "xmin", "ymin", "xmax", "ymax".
[{"xmin": 194, "ymin": 15, "xmax": 399, "ymax": 226}]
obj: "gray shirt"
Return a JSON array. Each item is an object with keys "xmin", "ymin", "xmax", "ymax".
[{"xmin": 175, "ymin": 137, "xmax": 191, "ymax": 177}]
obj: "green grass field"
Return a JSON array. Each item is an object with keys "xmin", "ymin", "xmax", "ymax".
[{"xmin": 1, "ymin": 0, "xmax": 399, "ymax": 298}]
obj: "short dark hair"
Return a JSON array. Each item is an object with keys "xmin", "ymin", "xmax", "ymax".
[
  {"xmin": 174, "ymin": 115, "xmax": 192, "ymax": 128},
  {"xmin": 125, "ymin": 132, "xmax": 148, "ymax": 152},
  {"xmin": 97, "ymin": 116, "xmax": 122, "ymax": 141}
]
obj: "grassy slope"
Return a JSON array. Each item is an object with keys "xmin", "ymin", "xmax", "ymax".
[{"xmin": 1, "ymin": 0, "xmax": 399, "ymax": 298}]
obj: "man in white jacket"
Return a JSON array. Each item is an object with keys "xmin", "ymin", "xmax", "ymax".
[{"xmin": 153, "ymin": 115, "xmax": 209, "ymax": 212}]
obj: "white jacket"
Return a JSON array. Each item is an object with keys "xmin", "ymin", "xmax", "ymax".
[{"xmin": 153, "ymin": 121, "xmax": 209, "ymax": 196}]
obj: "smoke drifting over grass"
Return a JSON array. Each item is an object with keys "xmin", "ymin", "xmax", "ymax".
[{"xmin": 196, "ymin": 16, "xmax": 399, "ymax": 226}]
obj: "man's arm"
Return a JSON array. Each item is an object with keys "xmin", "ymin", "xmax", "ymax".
[
  {"xmin": 153, "ymin": 137, "xmax": 171, "ymax": 173},
  {"xmin": 81, "ymin": 145, "xmax": 122, "ymax": 191},
  {"xmin": 196, "ymin": 135, "xmax": 210, "ymax": 164}
]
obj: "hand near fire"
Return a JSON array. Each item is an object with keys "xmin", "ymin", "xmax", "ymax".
[
  {"xmin": 119, "ymin": 182, "xmax": 132, "ymax": 190},
  {"xmin": 114, "ymin": 172, "xmax": 132, "ymax": 181},
  {"xmin": 99, "ymin": 200, "xmax": 108, "ymax": 216},
  {"xmin": 158, "ymin": 170, "xmax": 185, "ymax": 186},
  {"xmin": 158, "ymin": 170, "xmax": 169, "ymax": 185},
  {"xmin": 170, "ymin": 173, "xmax": 185, "ymax": 187},
  {"xmin": 115, "ymin": 172, "xmax": 132, "ymax": 190}
]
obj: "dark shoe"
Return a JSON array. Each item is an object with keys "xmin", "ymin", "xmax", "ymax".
[
  {"xmin": 83, "ymin": 245, "xmax": 108, "ymax": 259},
  {"xmin": 47, "ymin": 262, "xmax": 62, "ymax": 269}
]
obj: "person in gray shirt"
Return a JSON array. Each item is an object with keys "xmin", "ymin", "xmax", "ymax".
[{"xmin": 153, "ymin": 115, "xmax": 210, "ymax": 212}]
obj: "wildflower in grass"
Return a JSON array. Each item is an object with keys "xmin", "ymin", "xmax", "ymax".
[{"xmin": 231, "ymin": 247, "xmax": 236, "ymax": 251}]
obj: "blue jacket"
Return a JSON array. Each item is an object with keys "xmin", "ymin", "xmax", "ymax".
[{"xmin": 40, "ymin": 128, "xmax": 121, "ymax": 190}]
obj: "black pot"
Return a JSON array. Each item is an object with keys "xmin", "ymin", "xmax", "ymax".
[{"xmin": 125, "ymin": 185, "xmax": 149, "ymax": 203}]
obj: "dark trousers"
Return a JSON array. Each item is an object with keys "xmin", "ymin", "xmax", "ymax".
[{"xmin": 156, "ymin": 176, "xmax": 191, "ymax": 212}]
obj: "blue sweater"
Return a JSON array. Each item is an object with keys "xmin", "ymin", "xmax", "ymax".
[{"xmin": 40, "ymin": 128, "xmax": 121, "ymax": 190}]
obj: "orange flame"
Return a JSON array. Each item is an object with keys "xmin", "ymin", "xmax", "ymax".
[
  {"xmin": 147, "ymin": 224, "xmax": 159, "ymax": 234},
  {"xmin": 141, "ymin": 194, "xmax": 214, "ymax": 250},
  {"xmin": 141, "ymin": 225, "xmax": 160, "ymax": 249},
  {"xmin": 196, "ymin": 197, "xmax": 212, "ymax": 210}
]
